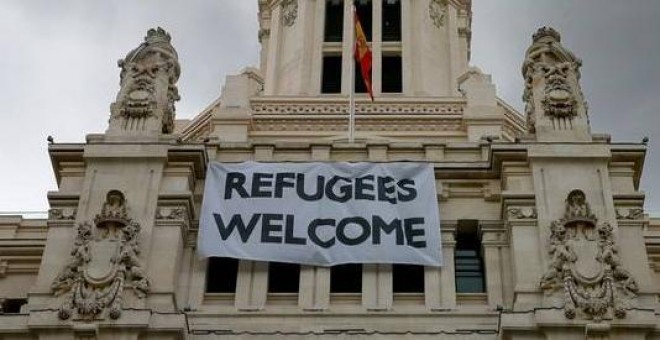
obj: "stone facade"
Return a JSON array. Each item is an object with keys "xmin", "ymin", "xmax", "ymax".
[{"xmin": 1, "ymin": 1, "xmax": 659, "ymax": 339}]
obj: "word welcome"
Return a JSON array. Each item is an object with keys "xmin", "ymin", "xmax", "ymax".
[{"xmin": 213, "ymin": 213, "xmax": 427, "ymax": 248}]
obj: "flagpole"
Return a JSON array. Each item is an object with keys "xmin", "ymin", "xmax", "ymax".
[{"xmin": 348, "ymin": 5, "xmax": 356, "ymax": 143}]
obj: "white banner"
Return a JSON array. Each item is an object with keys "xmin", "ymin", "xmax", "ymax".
[{"xmin": 198, "ymin": 162, "xmax": 441, "ymax": 267}]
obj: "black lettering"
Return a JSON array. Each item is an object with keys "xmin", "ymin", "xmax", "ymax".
[
  {"xmin": 251, "ymin": 173, "xmax": 274, "ymax": 198},
  {"xmin": 308, "ymin": 218, "xmax": 336, "ymax": 248},
  {"xmin": 274, "ymin": 172, "xmax": 296, "ymax": 198},
  {"xmin": 297, "ymin": 174, "xmax": 325, "ymax": 201},
  {"xmin": 397, "ymin": 179, "xmax": 417, "ymax": 202},
  {"xmin": 336, "ymin": 217, "xmax": 371, "ymax": 245},
  {"xmin": 355, "ymin": 175, "xmax": 375, "ymax": 200},
  {"xmin": 213, "ymin": 213, "xmax": 261, "ymax": 242},
  {"xmin": 326, "ymin": 176, "xmax": 352, "ymax": 203},
  {"xmin": 377, "ymin": 176, "xmax": 397, "ymax": 204},
  {"xmin": 224, "ymin": 172, "xmax": 249, "ymax": 199},
  {"xmin": 372, "ymin": 216, "xmax": 404, "ymax": 245},
  {"xmin": 284, "ymin": 214, "xmax": 306, "ymax": 245},
  {"xmin": 404, "ymin": 217, "xmax": 426, "ymax": 248},
  {"xmin": 261, "ymin": 213, "xmax": 283, "ymax": 243}
]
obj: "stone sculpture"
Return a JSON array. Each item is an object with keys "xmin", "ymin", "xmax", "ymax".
[
  {"xmin": 540, "ymin": 190, "xmax": 638, "ymax": 321},
  {"xmin": 51, "ymin": 190, "xmax": 149, "ymax": 320},
  {"xmin": 522, "ymin": 27, "xmax": 588, "ymax": 134},
  {"xmin": 109, "ymin": 27, "xmax": 180, "ymax": 135}
]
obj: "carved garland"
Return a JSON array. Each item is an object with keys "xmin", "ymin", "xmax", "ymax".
[
  {"xmin": 540, "ymin": 190, "xmax": 638, "ymax": 321},
  {"xmin": 51, "ymin": 190, "xmax": 150, "ymax": 320}
]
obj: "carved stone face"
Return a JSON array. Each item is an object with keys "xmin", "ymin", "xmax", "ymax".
[{"xmin": 541, "ymin": 63, "xmax": 577, "ymax": 118}]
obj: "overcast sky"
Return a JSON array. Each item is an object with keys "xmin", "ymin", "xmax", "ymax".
[{"xmin": 1, "ymin": 1, "xmax": 659, "ymax": 215}]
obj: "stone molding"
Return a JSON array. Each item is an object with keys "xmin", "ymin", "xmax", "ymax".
[{"xmin": 251, "ymin": 101, "xmax": 465, "ymax": 115}]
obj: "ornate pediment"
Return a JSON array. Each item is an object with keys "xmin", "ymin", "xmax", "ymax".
[
  {"xmin": 540, "ymin": 190, "xmax": 638, "ymax": 321},
  {"xmin": 51, "ymin": 190, "xmax": 149, "ymax": 320}
]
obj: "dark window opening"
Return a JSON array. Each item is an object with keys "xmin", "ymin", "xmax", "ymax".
[
  {"xmin": 382, "ymin": 0, "xmax": 401, "ymax": 41},
  {"xmin": 324, "ymin": 0, "xmax": 344, "ymax": 42},
  {"xmin": 354, "ymin": 60, "xmax": 369, "ymax": 93},
  {"xmin": 206, "ymin": 257, "xmax": 239, "ymax": 293},
  {"xmin": 455, "ymin": 220, "xmax": 486, "ymax": 293},
  {"xmin": 354, "ymin": 0, "xmax": 372, "ymax": 41},
  {"xmin": 393, "ymin": 264, "xmax": 425, "ymax": 293},
  {"xmin": 382, "ymin": 55, "xmax": 402, "ymax": 93},
  {"xmin": 331, "ymin": 264, "xmax": 362, "ymax": 293},
  {"xmin": 1, "ymin": 299, "xmax": 27, "ymax": 314},
  {"xmin": 322, "ymin": 55, "xmax": 342, "ymax": 93},
  {"xmin": 268, "ymin": 262, "xmax": 300, "ymax": 293}
]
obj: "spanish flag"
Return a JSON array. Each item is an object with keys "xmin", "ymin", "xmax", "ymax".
[{"xmin": 354, "ymin": 10, "xmax": 373, "ymax": 101}]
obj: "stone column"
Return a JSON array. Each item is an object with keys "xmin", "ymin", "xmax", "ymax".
[
  {"xmin": 481, "ymin": 225, "xmax": 505, "ymax": 309},
  {"xmin": 299, "ymin": 144, "xmax": 333, "ymax": 310},
  {"xmin": 235, "ymin": 260, "xmax": 268, "ymax": 311},
  {"xmin": 439, "ymin": 228, "xmax": 456, "ymax": 309}
]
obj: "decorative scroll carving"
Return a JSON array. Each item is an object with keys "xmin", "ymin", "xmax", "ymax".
[
  {"xmin": 51, "ymin": 190, "xmax": 149, "ymax": 320},
  {"xmin": 522, "ymin": 27, "xmax": 587, "ymax": 133},
  {"xmin": 506, "ymin": 207, "xmax": 537, "ymax": 219},
  {"xmin": 429, "ymin": 0, "xmax": 448, "ymax": 28},
  {"xmin": 109, "ymin": 27, "xmax": 180, "ymax": 135},
  {"xmin": 48, "ymin": 208, "xmax": 77, "ymax": 220},
  {"xmin": 615, "ymin": 208, "xmax": 643, "ymax": 220},
  {"xmin": 281, "ymin": 0, "xmax": 298, "ymax": 27},
  {"xmin": 540, "ymin": 190, "xmax": 638, "ymax": 321}
]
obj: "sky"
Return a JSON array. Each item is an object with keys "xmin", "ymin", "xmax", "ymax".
[{"xmin": 0, "ymin": 0, "xmax": 659, "ymax": 215}]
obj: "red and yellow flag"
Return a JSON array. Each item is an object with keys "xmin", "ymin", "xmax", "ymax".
[{"xmin": 354, "ymin": 10, "xmax": 373, "ymax": 101}]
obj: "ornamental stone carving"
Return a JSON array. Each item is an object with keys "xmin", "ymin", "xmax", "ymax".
[
  {"xmin": 615, "ymin": 208, "xmax": 644, "ymax": 220},
  {"xmin": 51, "ymin": 190, "xmax": 149, "ymax": 320},
  {"xmin": 522, "ymin": 27, "xmax": 589, "ymax": 136},
  {"xmin": 48, "ymin": 208, "xmax": 77, "ymax": 220},
  {"xmin": 540, "ymin": 190, "xmax": 638, "ymax": 321},
  {"xmin": 506, "ymin": 207, "xmax": 537, "ymax": 220},
  {"xmin": 429, "ymin": 0, "xmax": 448, "ymax": 28},
  {"xmin": 281, "ymin": 0, "xmax": 298, "ymax": 27},
  {"xmin": 109, "ymin": 27, "xmax": 180, "ymax": 135}
]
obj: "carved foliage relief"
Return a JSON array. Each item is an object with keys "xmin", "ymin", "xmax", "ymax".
[
  {"xmin": 540, "ymin": 190, "xmax": 638, "ymax": 321},
  {"xmin": 429, "ymin": 0, "xmax": 448, "ymax": 28},
  {"xmin": 111, "ymin": 27, "xmax": 180, "ymax": 134},
  {"xmin": 281, "ymin": 0, "xmax": 298, "ymax": 27},
  {"xmin": 51, "ymin": 190, "xmax": 149, "ymax": 320}
]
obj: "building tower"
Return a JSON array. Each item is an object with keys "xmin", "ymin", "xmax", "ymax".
[{"xmin": 0, "ymin": 1, "xmax": 658, "ymax": 340}]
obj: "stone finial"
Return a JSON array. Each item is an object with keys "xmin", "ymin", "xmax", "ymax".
[
  {"xmin": 522, "ymin": 27, "xmax": 589, "ymax": 141},
  {"xmin": 108, "ymin": 27, "xmax": 181, "ymax": 136},
  {"xmin": 532, "ymin": 26, "xmax": 561, "ymax": 43}
]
